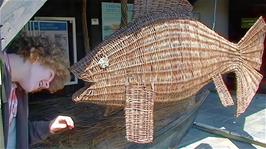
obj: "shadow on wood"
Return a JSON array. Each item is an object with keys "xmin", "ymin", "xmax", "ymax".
[{"xmin": 30, "ymin": 88, "xmax": 209, "ymax": 149}]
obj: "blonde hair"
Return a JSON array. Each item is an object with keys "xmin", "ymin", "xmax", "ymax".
[{"xmin": 8, "ymin": 34, "xmax": 70, "ymax": 93}]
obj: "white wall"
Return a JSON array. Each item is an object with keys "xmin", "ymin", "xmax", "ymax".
[{"xmin": 193, "ymin": 0, "xmax": 229, "ymax": 38}]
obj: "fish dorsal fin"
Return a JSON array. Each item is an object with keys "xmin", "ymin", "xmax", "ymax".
[{"xmin": 132, "ymin": 0, "xmax": 193, "ymax": 21}]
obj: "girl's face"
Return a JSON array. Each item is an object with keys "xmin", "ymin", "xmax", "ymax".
[{"xmin": 19, "ymin": 62, "xmax": 55, "ymax": 92}]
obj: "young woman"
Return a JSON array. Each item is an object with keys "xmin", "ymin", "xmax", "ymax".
[{"xmin": 0, "ymin": 34, "xmax": 74, "ymax": 149}]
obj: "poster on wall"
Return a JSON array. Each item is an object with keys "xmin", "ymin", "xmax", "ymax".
[
  {"xmin": 241, "ymin": 18, "xmax": 258, "ymax": 29},
  {"xmin": 26, "ymin": 20, "xmax": 70, "ymax": 63},
  {"xmin": 101, "ymin": 2, "xmax": 133, "ymax": 40},
  {"xmin": 24, "ymin": 17, "xmax": 78, "ymax": 85}
]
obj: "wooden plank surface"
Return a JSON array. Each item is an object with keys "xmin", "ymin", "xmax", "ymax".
[
  {"xmin": 30, "ymin": 89, "xmax": 209, "ymax": 149},
  {"xmin": 0, "ymin": 0, "xmax": 47, "ymax": 50}
]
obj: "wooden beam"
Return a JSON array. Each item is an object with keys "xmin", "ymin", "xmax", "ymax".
[
  {"xmin": 0, "ymin": 0, "xmax": 47, "ymax": 50},
  {"xmin": 193, "ymin": 122, "xmax": 266, "ymax": 148}
]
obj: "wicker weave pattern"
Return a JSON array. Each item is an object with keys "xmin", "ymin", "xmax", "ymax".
[
  {"xmin": 70, "ymin": 0, "xmax": 266, "ymax": 143},
  {"xmin": 125, "ymin": 84, "xmax": 154, "ymax": 143},
  {"xmin": 213, "ymin": 74, "xmax": 234, "ymax": 107},
  {"xmin": 132, "ymin": 0, "xmax": 193, "ymax": 20},
  {"xmin": 72, "ymin": 18, "xmax": 265, "ymax": 106}
]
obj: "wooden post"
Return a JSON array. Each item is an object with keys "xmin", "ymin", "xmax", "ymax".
[
  {"xmin": 120, "ymin": 0, "xmax": 128, "ymax": 28},
  {"xmin": 82, "ymin": 0, "xmax": 90, "ymax": 53}
]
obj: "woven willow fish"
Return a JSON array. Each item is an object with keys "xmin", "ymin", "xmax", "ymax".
[{"xmin": 71, "ymin": 0, "xmax": 266, "ymax": 144}]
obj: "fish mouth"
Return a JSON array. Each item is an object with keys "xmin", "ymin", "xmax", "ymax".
[
  {"xmin": 69, "ymin": 56, "xmax": 95, "ymax": 82},
  {"xmin": 72, "ymin": 82, "xmax": 95, "ymax": 102},
  {"xmin": 72, "ymin": 87, "xmax": 87, "ymax": 102}
]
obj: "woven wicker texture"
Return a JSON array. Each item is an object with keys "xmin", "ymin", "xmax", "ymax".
[
  {"xmin": 132, "ymin": 0, "xmax": 193, "ymax": 20},
  {"xmin": 125, "ymin": 84, "xmax": 154, "ymax": 143},
  {"xmin": 70, "ymin": 0, "xmax": 266, "ymax": 143}
]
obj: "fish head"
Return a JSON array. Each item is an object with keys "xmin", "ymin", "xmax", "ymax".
[
  {"xmin": 70, "ymin": 50, "xmax": 110, "ymax": 102},
  {"xmin": 70, "ymin": 49, "xmax": 109, "ymax": 83}
]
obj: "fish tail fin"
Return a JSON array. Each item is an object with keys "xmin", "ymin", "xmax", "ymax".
[
  {"xmin": 238, "ymin": 16, "xmax": 266, "ymax": 70},
  {"xmin": 234, "ymin": 65, "xmax": 262, "ymax": 116},
  {"xmin": 235, "ymin": 16, "xmax": 266, "ymax": 116}
]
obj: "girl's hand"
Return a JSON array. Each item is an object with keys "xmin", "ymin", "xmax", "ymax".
[{"xmin": 49, "ymin": 116, "xmax": 74, "ymax": 134}]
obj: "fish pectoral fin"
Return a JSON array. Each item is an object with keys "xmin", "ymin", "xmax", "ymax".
[
  {"xmin": 213, "ymin": 74, "xmax": 234, "ymax": 107},
  {"xmin": 125, "ymin": 84, "xmax": 154, "ymax": 143}
]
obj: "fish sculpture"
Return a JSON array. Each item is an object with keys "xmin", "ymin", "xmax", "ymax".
[{"xmin": 70, "ymin": 0, "xmax": 266, "ymax": 144}]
